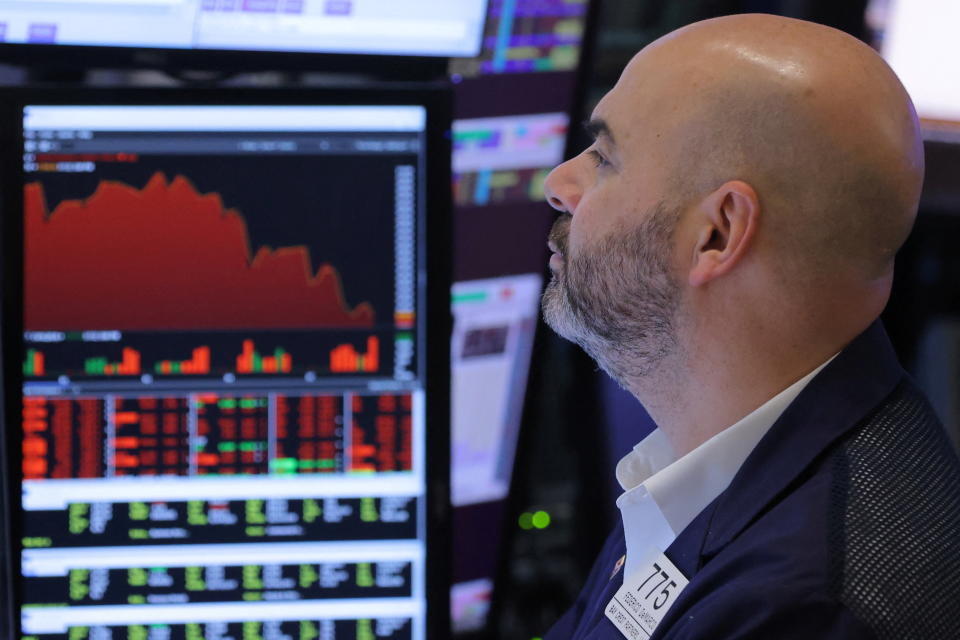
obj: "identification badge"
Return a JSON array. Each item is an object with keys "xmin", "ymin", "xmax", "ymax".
[{"xmin": 605, "ymin": 551, "xmax": 689, "ymax": 639}]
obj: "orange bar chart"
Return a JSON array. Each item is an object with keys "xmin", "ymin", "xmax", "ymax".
[
  {"xmin": 330, "ymin": 336, "xmax": 379, "ymax": 373},
  {"xmin": 87, "ymin": 347, "xmax": 141, "ymax": 376},
  {"xmin": 236, "ymin": 340, "xmax": 292, "ymax": 374},
  {"xmin": 156, "ymin": 346, "xmax": 211, "ymax": 375},
  {"xmin": 23, "ymin": 349, "xmax": 45, "ymax": 376}
]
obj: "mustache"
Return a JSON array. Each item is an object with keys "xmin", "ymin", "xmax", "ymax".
[{"xmin": 548, "ymin": 213, "xmax": 572, "ymax": 255}]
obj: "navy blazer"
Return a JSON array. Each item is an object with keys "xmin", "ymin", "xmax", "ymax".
[{"xmin": 545, "ymin": 322, "xmax": 960, "ymax": 640}]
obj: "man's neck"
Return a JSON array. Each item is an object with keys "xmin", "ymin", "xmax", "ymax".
[{"xmin": 630, "ymin": 326, "xmax": 851, "ymax": 458}]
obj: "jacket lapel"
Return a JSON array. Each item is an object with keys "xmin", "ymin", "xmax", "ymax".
[
  {"xmin": 663, "ymin": 321, "xmax": 905, "ymax": 572},
  {"xmin": 701, "ymin": 320, "xmax": 905, "ymax": 558}
]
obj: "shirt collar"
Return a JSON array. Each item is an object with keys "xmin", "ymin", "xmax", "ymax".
[{"xmin": 616, "ymin": 354, "xmax": 836, "ymax": 547}]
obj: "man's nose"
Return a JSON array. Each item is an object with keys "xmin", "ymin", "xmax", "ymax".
[{"xmin": 543, "ymin": 157, "xmax": 582, "ymax": 214}]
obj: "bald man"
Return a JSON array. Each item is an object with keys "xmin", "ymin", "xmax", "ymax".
[{"xmin": 540, "ymin": 14, "xmax": 960, "ymax": 640}]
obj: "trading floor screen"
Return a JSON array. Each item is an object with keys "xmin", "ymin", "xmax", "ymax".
[
  {"xmin": 16, "ymin": 103, "xmax": 430, "ymax": 639},
  {"xmin": 0, "ymin": 0, "xmax": 489, "ymax": 57}
]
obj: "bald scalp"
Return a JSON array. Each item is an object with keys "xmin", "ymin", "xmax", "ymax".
[{"xmin": 636, "ymin": 15, "xmax": 925, "ymax": 284}]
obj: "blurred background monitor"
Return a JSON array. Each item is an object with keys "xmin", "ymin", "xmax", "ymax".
[
  {"xmin": 0, "ymin": 0, "xmax": 489, "ymax": 71},
  {"xmin": 868, "ymin": 0, "xmax": 960, "ymax": 139},
  {"xmin": 451, "ymin": 275, "xmax": 542, "ymax": 509},
  {"xmin": 449, "ymin": 274, "xmax": 541, "ymax": 633},
  {"xmin": 446, "ymin": 0, "xmax": 599, "ymax": 634}
]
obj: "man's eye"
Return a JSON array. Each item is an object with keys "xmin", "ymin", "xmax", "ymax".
[{"xmin": 588, "ymin": 149, "xmax": 609, "ymax": 168}]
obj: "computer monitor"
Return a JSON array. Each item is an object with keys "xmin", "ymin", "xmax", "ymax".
[
  {"xmin": 450, "ymin": 0, "xmax": 592, "ymax": 283},
  {"xmin": 452, "ymin": 113, "xmax": 568, "ymax": 209},
  {"xmin": 449, "ymin": 274, "xmax": 541, "ymax": 633},
  {"xmin": 0, "ymin": 0, "xmax": 488, "ymax": 71},
  {"xmin": 451, "ymin": 274, "xmax": 541, "ymax": 508},
  {"xmin": 0, "ymin": 86, "xmax": 451, "ymax": 640},
  {"xmin": 446, "ymin": 0, "xmax": 595, "ymax": 633},
  {"xmin": 449, "ymin": 0, "xmax": 587, "ymax": 77},
  {"xmin": 869, "ymin": 0, "xmax": 960, "ymax": 137}
]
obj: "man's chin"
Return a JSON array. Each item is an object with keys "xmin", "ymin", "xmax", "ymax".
[
  {"xmin": 540, "ymin": 281, "xmax": 563, "ymax": 328},
  {"xmin": 541, "ymin": 281, "xmax": 579, "ymax": 342}
]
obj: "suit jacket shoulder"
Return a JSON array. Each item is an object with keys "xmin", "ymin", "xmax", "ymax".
[
  {"xmin": 545, "ymin": 322, "xmax": 960, "ymax": 640},
  {"xmin": 659, "ymin": 379, "xmax": 960, "ymax": 640}
]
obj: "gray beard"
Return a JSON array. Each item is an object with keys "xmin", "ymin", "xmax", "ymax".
[{"xmin": 541, "ymin": 203, "xmax": 681, "ymax": 388}]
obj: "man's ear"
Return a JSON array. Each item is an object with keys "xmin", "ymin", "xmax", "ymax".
[{"xmin": 687, "ymin": 180, "xmax": 760, "ymax": 287}]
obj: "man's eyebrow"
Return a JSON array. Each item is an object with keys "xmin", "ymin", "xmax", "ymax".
[{"xmin": 583, "ymin": 118, "xmax": 616, "ymax": 146}]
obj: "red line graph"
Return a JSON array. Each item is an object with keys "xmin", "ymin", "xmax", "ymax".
[{"xmin": 25, "ymin": 173, "xmax": 375, "ymax": 331}]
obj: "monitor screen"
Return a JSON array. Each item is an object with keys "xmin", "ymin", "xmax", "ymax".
[
  {"xmin": 0, "ymin": 0, "xmax": 488, "ymax": 58},
  {"xmin": 451, "ymin": 274, "xmax": 541, "ymax": 508},
  {"xmin": 452, "ymin": 113, "xmax": 568, "ymax": 210},
  {"xmin": 870, "ymin": 0, "xmax": 960, "ymax": 132},
  {"xmin": 446, "ymin": 0, "xmax": 593, "ymax": 633},
  {"xmin": 449, "ymin": 0, "xmax": 589, "ymax": 78},
  {"xmin": 449, "ymin": 275, "xmax": 540, "ymax": 634},
  {"xmin": 5, "ymin": 92, "xmax": 448, "ymax": 640}
]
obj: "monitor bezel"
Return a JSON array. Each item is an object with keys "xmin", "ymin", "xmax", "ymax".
[
  {"xmin": 0, "ymin": 41, "xmax": 454, "ymax": 78},
  {"xmin": 0, "ymin": 0, "xmax": 491, "ymax": 78},
  {"xmin": 0, "ymin": 84, "xmax": 453, "ymax": 639}
]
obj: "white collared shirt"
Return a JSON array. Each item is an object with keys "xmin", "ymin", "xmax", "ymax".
[{"xmin": 615, "ymin": 357, "xmax": 835, "ymax": 578}]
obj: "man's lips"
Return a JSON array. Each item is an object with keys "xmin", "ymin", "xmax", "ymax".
[
  {"xmin": 548, "ymin": 239, "xmax": 565, "ymax": 271},
  {"xmin": 547, "ymin": 214, "xmax": 571, "ymax": 258},
  {"xmin": 547, "ymin": 214, "xmax": 571, "ymax": 265}
]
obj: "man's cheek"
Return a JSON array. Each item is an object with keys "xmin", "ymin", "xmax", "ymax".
[{"xmin": 568, "ymin": 217, "xmax": 594, "ymax": 258}]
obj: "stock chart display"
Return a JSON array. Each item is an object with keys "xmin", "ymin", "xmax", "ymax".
[
  {"xmin": 23, "ymin": 143, "xmax": 416, "ymax": 383},
  {"xmin": 17, "ymin": 104, "xmax": 430, "ymax": 640}
]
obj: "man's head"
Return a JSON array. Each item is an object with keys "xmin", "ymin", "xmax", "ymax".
[{"xmin": 542, "ymin": 13, "xmax": 924, "ymax": 393}]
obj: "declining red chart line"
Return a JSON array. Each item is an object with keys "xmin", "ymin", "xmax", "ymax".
[{"xmin": 25, "ymin": 173, "xmax": 376, "ymax": 331}]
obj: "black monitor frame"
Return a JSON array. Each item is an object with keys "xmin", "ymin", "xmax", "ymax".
[
  {"xmin": 0, "ymin": 83, "xmax": 452, "ymax": 639},
  {"xmin": 0, "ymin": 42, "xmax": 453, "ymax": 79}
]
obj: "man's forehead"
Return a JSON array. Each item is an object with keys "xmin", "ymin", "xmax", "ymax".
[
  {"xmin": 585, "ymin": 114, "xmax": 615, "ymax": 144},
  {"xmin": 588, "ymin": 90, "xmax": 623, "ymax": 140},
  {"xmin": 591, "ymin": 53, "xmax": 700, "ymax": 150},
  {"xmin": 588, "ymin": 85, "xmax": 639, "ymax": 148}
]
